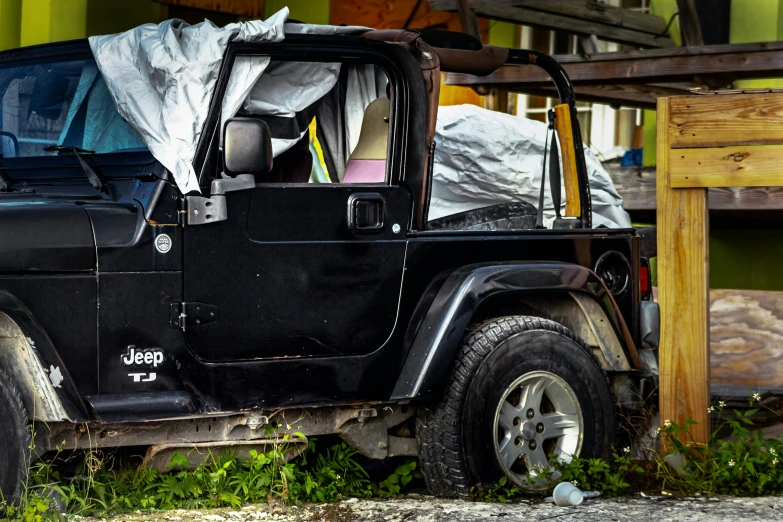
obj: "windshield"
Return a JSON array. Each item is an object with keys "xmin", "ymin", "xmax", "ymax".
[{"xmin": 0, "ymin": 57, "xmax": 147, "ymax": 159}]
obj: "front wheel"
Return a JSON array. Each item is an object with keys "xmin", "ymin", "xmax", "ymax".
[{"xmin": 416, "ymin": 316, "xmax": 614, "ymax": 496}]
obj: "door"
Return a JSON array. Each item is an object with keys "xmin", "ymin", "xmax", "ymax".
[{"xmin": 182, "ymin": 53, "xmax": 411, "ymax": 362}]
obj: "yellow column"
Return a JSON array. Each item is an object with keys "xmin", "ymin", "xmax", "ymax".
[{"xmin": 0, "ymin": 0, "xmax": 21, "ymax": 50}]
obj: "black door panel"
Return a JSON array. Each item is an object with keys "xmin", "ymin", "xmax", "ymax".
[{"xmin": 184, "ymin": 185, "xmax": 410, "ymax": 362}]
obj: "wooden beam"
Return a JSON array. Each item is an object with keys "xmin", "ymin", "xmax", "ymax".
[
  {"xmin": 153, "ymin": 0, "xmax": 264, "ymax": 17},
  {"xmin": 605, "ymin": 166, "xmax": 783, "ymax": 210},
  {"xmin": 495, "ymin": 0, "xmax": 667, "ymax": 35},
  {"xmin": 429, "ymin": 0, "xmax": 675, "ymax": 48},
  {"xmin": 670, "ymin": 145, "xmax": 783, "ymax": 188},
  {"xmin": 669, "ymin": 94, "xmax": 783, "ymax": 148},
  {"xmin": 514, "ymin": 83, "xmax": 693, "ymax": 109},
  {"xmin": 656, "ymin": 96, "xmax": 710, "ymax": 445},
  {"xmin": 456, "ymin": 0, "xmax": 481, "ymax": 40},
  {"xmin": 675, "ymin": 0, "xmax": 704, "ymax": 47},
  {"xmin": 445, "ymin": 41, "xmax": 783, "ymax": 91}
]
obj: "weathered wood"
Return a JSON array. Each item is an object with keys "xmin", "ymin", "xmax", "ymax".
[
  {"xmin": 153, "ymin": 0, "xmax": 264, "ymax": 17},
  {"xmin": 517, "ymin": 83, "xmax": 693, "ymax": 110},
  {"xmin": 429, "ymin": 0, "xmax": 675, "ymax": 48},
  {"xmin": 499, "ymin": 0, "xmax": 667, "ymax": 35},
  {"xmin": 656, "ymin": 96, "xmax": 710, "ymax": 444},
  {"xmin": 675, "ymin": 0, "xmax": 704, "ymax": 47},
  {"xmin": 456, "ymin": 0, "xmax": 481, "ymax": 40},
  {"xmin": 445, "ymin": 41, "xmax": 783, "ymax": 93},
  {"xmin": 668, "ymin": 94, "xmax": 783, "ymax": 149},
  {"xmin": 710, "ymin": 290, "xmax": 783, "ymax": 389},
  {"xmin": 605, "ymin": 166, "xmax": 783, "ymax": 210},
  {"xmin": 331, "ymin": 0, "xmax": 490, "ymax": 37},
  {"xmin": 669, "ymin": 145, "xmax": 783, "ymax": 188}
]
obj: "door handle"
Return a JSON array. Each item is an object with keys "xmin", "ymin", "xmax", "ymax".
[{"xmin": 348, "ymin": 193, "xmax": 385, "ymax": 233}]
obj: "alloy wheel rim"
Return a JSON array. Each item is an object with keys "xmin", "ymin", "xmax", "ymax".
[{"xmin": 492, "ymin": 371, "xmax": 584, "ymax": 489}]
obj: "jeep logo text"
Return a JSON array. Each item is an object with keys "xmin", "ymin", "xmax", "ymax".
[{"xmin": 121, "ymin": 346, "xmax": 164, "ymax": 368}]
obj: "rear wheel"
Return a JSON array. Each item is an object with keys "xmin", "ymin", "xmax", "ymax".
[
  {"xmin": 417, "ymin": 316, "xmax": 614, "ymax": 496},
  {"xmin": 0, "ymin": 368, "xmax": 30, "ymax": 504}
]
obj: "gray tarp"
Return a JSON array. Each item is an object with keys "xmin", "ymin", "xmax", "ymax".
[
  {"xmin": 88, "ymin": 8, "xmax": 368, "ymax": 193},
  {"xmin": 430, "ymin": 105, "xmax": 632, "ymax": 229}
]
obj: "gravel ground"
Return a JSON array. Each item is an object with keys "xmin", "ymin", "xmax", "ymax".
[{"xmin": 74, "ymin": 495, "xmax": 783, "ymax": 522}]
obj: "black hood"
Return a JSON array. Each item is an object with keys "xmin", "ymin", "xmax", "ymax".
[{"xmin": 0, "ymin": 197, "xmax": 95, "ymax": 272}]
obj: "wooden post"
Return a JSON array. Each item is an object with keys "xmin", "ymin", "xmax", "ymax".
[{"xmin": 656, "ymin": 97, "xmax": 710, "ymax": 444}]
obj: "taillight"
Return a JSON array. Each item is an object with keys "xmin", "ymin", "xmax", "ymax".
[{"xmin": 640, "ymin": 258, "xmax": 652, "ymax": 300}]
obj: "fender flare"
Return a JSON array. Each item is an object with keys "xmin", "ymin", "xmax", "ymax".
[
  {"xmin": 0, "ymin": 289, "xmax": 88, "ymax": 421},
  {"xmin": 390, "ymin": 262, "xmax": 640, "ymax": 400}
]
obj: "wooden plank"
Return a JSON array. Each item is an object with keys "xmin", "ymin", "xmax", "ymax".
[
  {"xmin": 668, "ymin": 94, "xmax": 783, "ymax": 149},
  {"xmin": 445, "ymin": 42, "xmax": 783, "ymax": 89},
  {"xmin": 669, "ymin": 145, "xmax": 783, "ymax": 188},
  {"xmin": 330, "ymin": 0, "xmax": 490, "ymax": 38},
  {"xmin": 153, "ymin": 0, "xmax": 264, "ymax": 17},
  {"xmin": 605, "ymin": 166, "xmax": 783, "ymax": 210},
  {"xmin": 710, "ymin": 290, "xmax": 783, "ymax": 389},
  {"xmin": 656, "ymin": 96, "xmax": 710, "ymax": 444},
  {"xmin": 499, "ymin": 0, "xmax": 667, "ymax": 35},
  {"xmin": 675, "ymin": 0, "xmax": 704, "ymax": 47},
  {"xmin": 429, "ymin": 0, "xmax": 675, "ymax": 48},
  {"xmin": 456, "ymin": 0, "xmax": 481, "ymax": 40},
  {"xmin": 516, "ymin": 83, "xmax": 693, "ymax": 109}
]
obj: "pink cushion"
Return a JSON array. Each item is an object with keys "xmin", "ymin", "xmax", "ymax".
[{"xmin": 343, "ymin": 160, "xmax": 386, "ymax": 184}]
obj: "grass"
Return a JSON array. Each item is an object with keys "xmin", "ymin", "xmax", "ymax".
[{"xmin": 6, "ymin": 392, "xmax": 783, "ymax": 519}]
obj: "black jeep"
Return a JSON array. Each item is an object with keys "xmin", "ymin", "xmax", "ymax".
[{"xmin": 0, "ymin": 27, "xmax": 659, "ymax": 500}]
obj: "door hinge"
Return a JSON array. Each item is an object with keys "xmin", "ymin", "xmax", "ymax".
[{"xmin": 170, "ymin": 302, "xmax": 220, "ymax": 330}]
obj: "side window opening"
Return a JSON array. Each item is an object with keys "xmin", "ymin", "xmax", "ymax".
[{"xmin": 222, "ymin": 57, "xmax": 391, "ymax": 185}]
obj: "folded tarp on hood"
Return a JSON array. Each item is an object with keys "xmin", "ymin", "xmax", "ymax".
[
  {"xmin": 430, "ymin": 105, "xmax": 632, "ymax": 229},
  {"xmin": 88, "ymin": 8, "xmax": 368, "ymax": 194}
]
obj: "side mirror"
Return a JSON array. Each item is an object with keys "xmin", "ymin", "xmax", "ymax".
[{"xmin": 223, "ymin": 118, "xmax": 273, "ymax": 176}]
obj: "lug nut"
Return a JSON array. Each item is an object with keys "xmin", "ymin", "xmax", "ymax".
[
  {"xmin": 529, "ymin": 440, "xmax": 537, "ymax": 450},
  {"xmin": 537, "ymin": 423, "xmax": 544, "ymax": 433},
  {"xmin": 513, "ymin": 417, "xmax": 521, "ymax": 426},
  {"xmin": 526, "ymin": 408, "xmax": 535, "ymax": 419},
  {"xmin": 515, "ymin": 436, "xmax": 523, "ymax": 447}
]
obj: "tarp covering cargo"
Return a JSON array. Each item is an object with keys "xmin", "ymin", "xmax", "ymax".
[
  {"xmin": 430, "ymin": 105, "xmax": 632, "ymax": 229},
  {"xmin": 88, "ymin": 8, "xmax": 368, "ymax": 193}
]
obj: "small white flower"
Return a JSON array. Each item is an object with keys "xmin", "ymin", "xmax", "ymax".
[
  {"xmin": 719, "ymin": 401, "xmax": 726, "ymax": 408},
  {"xmin": 753, "ymin": 392, "xmax": 761, "ymax": 402},
  {"xmin": 663, "ymin": 419, "xmax": 672, "ymax": 428},
  {"xmin": 686, "ymin": 443, "xmax": 692, "ymax": 447},
  {"xmin": 623, "ymin": 447, "xmax": 631, "ymax": 454},
  {"xmin": 571, "ymin": 480, "xmax": 578, "ymax": 486},
  {"xmin": 728, "ymin": 459, "xmax": 735, "ymax": 467},
  {"xmin": 774, "ymin": 458, "xmax": 779, "ymax": 466},
  {"xmin": 708, "ymin": 406, "xmax": 715, "ymax": 413},
  {"xmin": 771, "ymin": 448, "xmax": 777, "ymax": 456},
  {"xmin": 655, "ymin": 427, "xmax": 662, "ymax": 434}
]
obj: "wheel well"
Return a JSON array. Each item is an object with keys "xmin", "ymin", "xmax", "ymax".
[
  {"xmin": 470, "ymin": 291, "xmax": 631, "ymax": 372},
  {"xmin": 0, "ymin": 312, "xmax": 70, "ymax": 422}
]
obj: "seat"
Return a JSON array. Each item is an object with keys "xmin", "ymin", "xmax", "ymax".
[{"xmin": 343, "ymin": 97, "xmax": 389, "ymax": 183}]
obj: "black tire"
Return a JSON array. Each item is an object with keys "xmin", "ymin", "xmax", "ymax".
[
  {"xmin": 0, "ymin": 368, "xmax": 30, "ymax": 505},
  {"xmin": 416, "ymin": 316, "xmax": 614, "ymax": 497}
]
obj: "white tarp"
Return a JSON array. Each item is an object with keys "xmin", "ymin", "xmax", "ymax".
[
  {"xmin": 88, "ymin": 8, "xmax": 368, "ymax": 194},
  {"xmin": 430, "ymin": 105, "xmax": 632, "ymax": 229}
]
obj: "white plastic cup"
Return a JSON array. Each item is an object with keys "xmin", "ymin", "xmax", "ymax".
[{"xmin": 552, "ymin": 482, "xmax": 584, "ymax": 506}]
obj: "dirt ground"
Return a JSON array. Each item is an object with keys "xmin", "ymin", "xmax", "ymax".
[{"xmin": 73, "ymin": 495, "xmax": 783, "ymax": 522}]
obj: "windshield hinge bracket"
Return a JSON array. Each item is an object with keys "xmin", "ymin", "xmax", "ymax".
[{"xmin": 170, "ymin": 302, "xmax": 220, "ymax": 330}]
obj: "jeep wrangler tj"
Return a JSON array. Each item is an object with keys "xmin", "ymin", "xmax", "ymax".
[{"xmin": 0, "ymin": 23, "xmax": 659, "ymax": 501}]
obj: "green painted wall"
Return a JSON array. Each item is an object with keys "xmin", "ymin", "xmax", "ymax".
[
  {"xmin": 86, "ymin": 0, "xmax": 165, "ymax": 37},
  {"xmin": 0, "ymin": 0, "xmax": 21, "ymax": 50},
  {"xmin": 265, "ymin": 0, "xmax": 330, "ymax": 25},
  {"xmin": 731, "ymin": 0, "xmax": 783, "ymax": 88},
  {"xmin": 21, "ymin": 0, "xmax": 87, "ymax": 46},
  {"xmin": 488, "ymin": 21, "xmax": 516, "ymax": 48}
]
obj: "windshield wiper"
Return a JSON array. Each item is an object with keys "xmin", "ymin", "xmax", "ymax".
[
  {"xmin": 42, "ymin": 145, "xmax": 103, "ymax": 193},
  {"xmin": 42, "ymin": 145, "xmax": 95, "ymax": 155}
]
